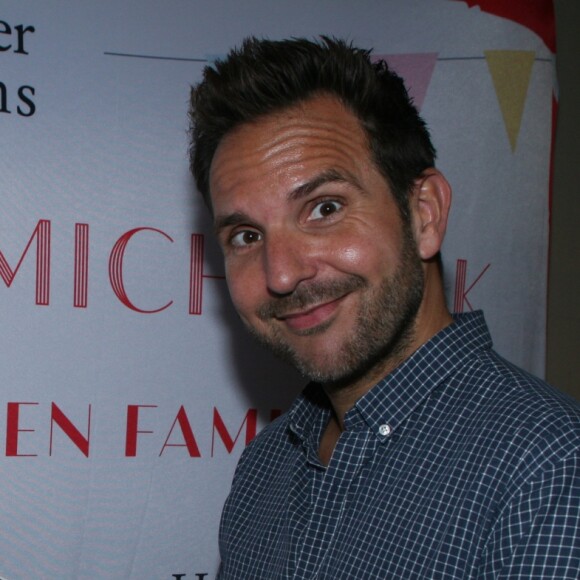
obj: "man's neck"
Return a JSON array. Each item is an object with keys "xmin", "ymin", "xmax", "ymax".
[
  {"xmin": 323, "ymin": 303, "xmax": 453, "ymax": 431},
  {"xmin": 317, "ymin": 266, "xmax": 453, "ymax": 463},
  {"xmin": 322, "ymin": 355, "xmax": 403, "ymax": 431}
]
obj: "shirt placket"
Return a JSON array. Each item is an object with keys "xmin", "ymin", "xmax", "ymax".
[{"xmin": 292, "ymin": 428, "xmax": 378, "ymax": 579}]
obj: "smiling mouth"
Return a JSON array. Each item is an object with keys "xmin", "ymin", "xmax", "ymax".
[
  {"xmin": 276, "ymin": 295, "xmax": 347, "ymax": 332},
  {"xmin": 257, "ymin": 275, "xmax": 366, "ymax": 330}
]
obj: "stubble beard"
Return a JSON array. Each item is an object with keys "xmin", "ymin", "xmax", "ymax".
[{"xmin": 245, "ymin": 227, "xmax": 425, "ymax": 390}]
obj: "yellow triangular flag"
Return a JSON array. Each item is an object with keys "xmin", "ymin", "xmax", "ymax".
[{"xmin": 485, "ymin": 50, "xmax": 535, "ymax": 152}]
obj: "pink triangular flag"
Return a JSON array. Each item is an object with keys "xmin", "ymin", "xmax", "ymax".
[{"xmin": 373, "ymin": 53, "xmax": 438, "ymax": 111}]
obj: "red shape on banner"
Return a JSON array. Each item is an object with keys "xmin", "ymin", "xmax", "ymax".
[
  {"xmin": 454, "ymin": 259, "xmax": 491, "ymax": 313},
  {"xmin": 453, "ymin": 0, "xmax": 555, "ymax": 53},
  {"xmin": 74, "ymin": 223, "xmax": 89, "ymax": 308},
  {"xmin": 50, "ymin": 403, "xmax": 91, "ymax": 457},
  {"xmin": 548, "ymin": 94, "xmax": 558, "ymax": 225},
  {"xmin": 190, "ymin": 233, "xmax": 205, "ymax": 314},
  {"xmin": 5, "ymin": 402, "xmax": 39, "ymax": 457},
  {"xmin": 160, "ymin": 406, "xmax": 202, "ymax": 457},
  {"xmin": 125, "ymin": 404, "xmax": 157, "ymax": 456},
  {"xmin": 189, "ymin": 233, "xmax": 226, "ymax": 315},
  {"xmin": 109, "ymin": 227, "xmax": 174, "ymax": 314},
  {"xmin": 211, "ymin": 408, "xmax": 258, "ymax": 456},
  {"xmin": 0, "ymin": 219, "xmax": 50, "ymax": 305}
]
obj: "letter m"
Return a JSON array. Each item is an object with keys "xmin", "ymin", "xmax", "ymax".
[
  {"xmin": 211, "ymin": 408, "xmax": 257, "ymax": 456},
  {"xmin": 0, "ymin": 220, "xmax": 50, "ymax": 304}
]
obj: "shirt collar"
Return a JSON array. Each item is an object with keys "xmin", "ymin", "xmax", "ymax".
[{"xmin": 288, "ymin": 311, "xmax": 492, "ymax": 443}]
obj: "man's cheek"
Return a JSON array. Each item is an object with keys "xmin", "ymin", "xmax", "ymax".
[{"xmin": 228, "ymin": 281, "xmax": 254, "ymax": 317}]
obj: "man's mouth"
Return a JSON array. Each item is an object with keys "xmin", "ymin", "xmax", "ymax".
[
  {"xmin": 256, "ymin": 275, "xmax": 366, "ymax": 331},
  {"xmin": 275, "ymin": 295, "xmax": 347, "ymax": 332}
]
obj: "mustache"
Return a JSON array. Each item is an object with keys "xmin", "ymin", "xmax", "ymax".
[{"xmin": 257, "ymin": 275, "xmax": 366, "ymax": 320}]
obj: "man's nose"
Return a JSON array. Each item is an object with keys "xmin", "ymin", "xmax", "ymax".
[{"xmin": 263, "ymin": 233, "xmax": 317, "ymax": 296}]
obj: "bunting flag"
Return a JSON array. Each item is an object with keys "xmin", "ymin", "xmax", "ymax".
[
  {"xmin": 373, "ymin": 53, "xmax": 438, "ymax": 111},
  {"xmin": 485, "ymin": 50, "xmax": 536, "ymax": 151}
]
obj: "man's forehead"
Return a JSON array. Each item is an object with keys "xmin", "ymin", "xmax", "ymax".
[{"xmin": 209, "ymin": 95, "xmax": 370, "ymax": 193}]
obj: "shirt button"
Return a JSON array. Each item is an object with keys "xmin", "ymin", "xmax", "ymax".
[{"xmin": 378, "ymin": 424, "xmax": 392, "ymax": 437}]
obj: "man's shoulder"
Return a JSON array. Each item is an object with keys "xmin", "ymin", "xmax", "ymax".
[
  {"xmin": 450, "ymin": 346, "xmax": 580, "ymax": 458},
  {"xmin": 463, "ymin": 346, "xmax": 578, "ymax": 413},
  {"xmin": 402, "ymin": 310, "xmax": 579, "ymax": 454}
]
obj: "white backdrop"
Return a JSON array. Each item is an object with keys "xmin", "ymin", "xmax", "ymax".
[{"xmin": 0, "ymin": 1, "xmax": 555, "ymax": 577}]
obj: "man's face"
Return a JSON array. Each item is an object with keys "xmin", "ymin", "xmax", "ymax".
[{"xmin": 209, "ymin": 95, "xmax": 424, "ymax": 387}]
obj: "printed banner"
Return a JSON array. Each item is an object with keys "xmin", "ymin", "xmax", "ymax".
[{"xmin": 0, "ymin": 1, "xmax": 555, "ymax": 577}]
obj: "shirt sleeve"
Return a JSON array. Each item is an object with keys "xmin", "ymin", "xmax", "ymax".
[{"xmin": 480, "ymin": 449, "xmax": 580, "ymax": 579}]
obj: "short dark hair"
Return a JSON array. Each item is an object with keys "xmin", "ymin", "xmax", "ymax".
[{"xmin": 189, "ymin": 36, "xmax": 436, "ymax": 219}]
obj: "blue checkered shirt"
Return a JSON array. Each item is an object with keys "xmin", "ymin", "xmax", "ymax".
[{"xmin": 217, "ymin": 311, "xmax": 580, "ymax": 579}]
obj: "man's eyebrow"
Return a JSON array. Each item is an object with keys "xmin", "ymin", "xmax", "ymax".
[
  {"xmin": 288, "ymin": 168, "xmax": 361, "ymax": 201},
  {"xmin": 213, "ymin": 169, "xmax": 363, "ymax": 233},
  {"xmin": 213, "ymin": 211, "xmax": 252, "ymax": 234}
]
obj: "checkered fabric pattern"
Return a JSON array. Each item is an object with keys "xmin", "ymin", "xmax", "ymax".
[{"xmin": 217, "ymin": 312, "xmax": 580, "ymax": 579}]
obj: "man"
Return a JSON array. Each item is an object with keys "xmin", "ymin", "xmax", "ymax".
[{"xmin": 189, "ymin": 37, "xmax": 580, "ymax": 578}]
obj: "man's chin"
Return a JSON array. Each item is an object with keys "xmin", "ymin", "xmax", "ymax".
[
  {"xmin": 247, "ymin": 327, "xmax": 339, "ymax": 378},
  {"xmin": 273, "ymin": 341, "xmax": 374, "ymax": 386}
]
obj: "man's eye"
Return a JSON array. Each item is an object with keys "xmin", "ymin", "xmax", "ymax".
[
  {"xmin": 308, "ymin": 200, "xmax": 343, "ymax": 221},
  {"xmin": 230, "ymin": 230, "xmax": 262, "ymax": 248}
]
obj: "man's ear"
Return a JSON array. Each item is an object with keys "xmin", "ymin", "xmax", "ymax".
[{"xmin": 410, "ymin": 168, "xmax": 452, "ymax": 261}]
